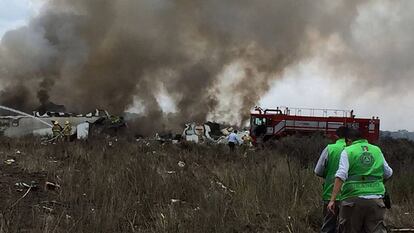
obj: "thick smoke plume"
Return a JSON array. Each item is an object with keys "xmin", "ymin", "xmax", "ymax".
[{"xmin": 0, "ymin": 0, "xmax": 367, "ymax": 134}]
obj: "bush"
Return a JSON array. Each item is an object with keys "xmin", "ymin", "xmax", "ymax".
[{"xmin": 0, "ymin": 136, "xmax": 412, "ymax": 232}]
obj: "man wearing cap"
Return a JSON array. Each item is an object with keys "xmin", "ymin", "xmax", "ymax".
[{"xmin": 328, "ymin": 128, "xmax": 393, "ymax": 233}]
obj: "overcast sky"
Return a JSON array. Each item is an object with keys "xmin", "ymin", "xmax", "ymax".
[
  {"xmin": 0, "ymin": 0, "xmax": 42, "ymax": 36},
  {"xmin": 0, "ymin": 0, "xmax": 413, "ymax": 131}
]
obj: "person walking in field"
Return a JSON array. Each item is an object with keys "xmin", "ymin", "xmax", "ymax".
[
  {"xmin": 227, "ymin": 130, "xmax": 240, "ymax": 151},
  {"xmin": 315, "ymin": 126, "xmax": 349, "ymax": 233},
  {"xmin": 328, "ymin": 128, "xmax": 393, "ymax": 233}
]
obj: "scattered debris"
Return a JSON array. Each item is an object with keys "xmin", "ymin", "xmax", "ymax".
[
  {"xmin": 169, "ymin": 198, "xmax": 200, "ymax": 212},
  {"xmin": 1, "ymin": 106, "xmax": 126, "ymax": 139},
  {"xmin": 45, "ymin": 181, "xmax": 61, "ymax": 191},
  {"xmin": 65, "ymin": 214, "xmax": 72, "ymax": 224},
  {"xmin": 182, "ymin": 121, "xmax": 252, "ymax": 146},
  {"xmin": 215, "ymin": 181, "xmax": 235, "ymax": 194},
  {"xmin": 178, "ymin": 161, "xmax": 186, "ymax": 168},
  {"xmin": 170, "ymin": 199, "xmax": 181, "ymax": 204},
  {"xmin": 390, "ymin": 229, "xmax": 414, "ymax": 232},
  {"xmin": 10, "ymin": 185, "xmax": 34, "ymax": 208},
  {"xmin": 42, "ymin": 206, "xmax": 54, "ymax": 212},
  {"xmin": 4, "ymin": 159, "xmax": 16, "ymax": 165},
  {"xmin": 183, "ymin": 122, "xmax": 217, "ymax": 143},
  {"xmin": 15, "ymin": 181, "xmax": 39, "ymax": 191},
  {"xmin": 40, "ymin": 200, "xmax": 65, "ymax": 207},
  {"xmin": 76, "ymin": 122, "xmax": 90, "ymax": 140}
]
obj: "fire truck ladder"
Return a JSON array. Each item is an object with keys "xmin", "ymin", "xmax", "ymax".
[
  {"xmin": 278, "ymin": 107, "xmax": 353, "ymax": 118},
  {"xmin": 268, "ymin": 107, "xmax": 353, "ymax": 136}
]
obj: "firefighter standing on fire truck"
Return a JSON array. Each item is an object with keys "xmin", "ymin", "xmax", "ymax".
[{"xmin": 314, "ymin": 126, "xmax": 348, "ymax": 233}]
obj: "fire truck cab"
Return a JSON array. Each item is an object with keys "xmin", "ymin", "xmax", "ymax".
[{"xmin": 250, "ymin": 107, "xmax": 380, "ymax": 144}]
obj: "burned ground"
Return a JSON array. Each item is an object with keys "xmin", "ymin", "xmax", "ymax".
[{"xmin": 0, "ymin": 136, "xmax": 413, "ymax": 232}]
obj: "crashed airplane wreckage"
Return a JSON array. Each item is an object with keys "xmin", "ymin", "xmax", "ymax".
[
  {"xmin": 181, "ymin": 122, "xmax": 252, "ymax": 146},
  {"xmin": 0, "ymin": 106, "xmax": 126, "ymax": 139}
]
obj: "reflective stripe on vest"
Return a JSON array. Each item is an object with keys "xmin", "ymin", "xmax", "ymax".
[{"xmin": 347, "ymin": 175, "xmax": 382, "ymax": 182}]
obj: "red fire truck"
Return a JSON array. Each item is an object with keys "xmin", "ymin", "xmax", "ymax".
[{"xmin": 250, "ymin": 107, "xmax": 380, "ymax": 143}]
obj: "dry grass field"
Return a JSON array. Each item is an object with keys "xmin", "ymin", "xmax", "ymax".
[{"xmin": 0, "ymin": 135, "xmax": 413, "ymax": 232}]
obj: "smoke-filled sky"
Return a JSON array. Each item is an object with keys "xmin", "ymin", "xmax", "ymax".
[{"xmin": 0, "ymin": 0, "xmax": 413, "ymax": 132}]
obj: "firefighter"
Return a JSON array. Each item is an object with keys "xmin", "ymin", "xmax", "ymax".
[
  {"xmin": 242, "ymin": 134, "xmax": 252, "ymax": 147},
  {"xmin": 110, "ymin": 115, "xmax": 121, "ymax": 125},
  {"xmin": 314, "ymin": 126, "xmax": 349, "ymax": 233},
  {"xmin": 328, "ymin": 128, "xmax": 393, "ymax": 233},
  {"xmin": 63, "ymin": 121, "xmax": 72, "ymax": 142},
  {"xmin": 51, "ymin": 120, "xmax": 63, "ymax": 140}
]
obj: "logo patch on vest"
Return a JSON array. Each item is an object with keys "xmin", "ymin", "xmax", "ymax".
[{"xmin": 360, "ymin": 152, "xmax": 375, "ymax": 166}]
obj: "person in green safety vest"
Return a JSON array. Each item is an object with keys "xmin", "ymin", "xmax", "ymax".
[
  {"xmin": 315, "ymin": 126, "xmax": 349, "ymax": 233},
  {"xmin": 328, "ymin": 128, "xmax": 393, "ymax": 233}
]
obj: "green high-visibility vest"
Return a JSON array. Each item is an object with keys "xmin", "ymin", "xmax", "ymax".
[
  {"xmin": 322, "ymin": 138, "xmax": 346, "ymax": 201},
  {"xmin": 341, "ymin": 139, "xmax": 385, "ymax": 200}
]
